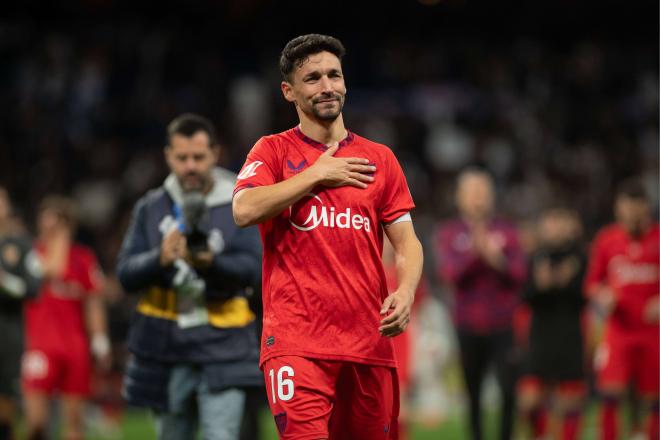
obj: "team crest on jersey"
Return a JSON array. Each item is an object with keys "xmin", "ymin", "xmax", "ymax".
[
  {"xmin": 289, "ymin": 193, "xmax": 371, "ymax": 233},
  {"xmin": 237, "ymin": 161, "xmax": 263, "ymax": 180},
  {"xmin": 274, "ymin": 412, "xmax": 287, "ymax": 434}
]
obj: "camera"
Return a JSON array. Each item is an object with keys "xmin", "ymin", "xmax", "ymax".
[{"xmin": 181, "ymin": 191, "xmax": 209, "ymax": 254}]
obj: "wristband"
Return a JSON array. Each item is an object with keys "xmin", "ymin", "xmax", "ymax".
[{"xmin": 91, "ymin": 334, "xmax": 111, "ymax": 358}]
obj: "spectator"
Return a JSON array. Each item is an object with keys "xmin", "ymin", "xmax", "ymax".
[
  {"xmin": 434, "ymin": 168, "xmax": 527, "ymax": 440},
  {"xmin": 383, "ymin": 236, "xmax": 429, "ymax": 440},
  {"xmin": 517, "ymin": 208, "xmax": 587, "ymax": 440}
]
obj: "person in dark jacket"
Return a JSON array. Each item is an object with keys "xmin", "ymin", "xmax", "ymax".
[
  {"xmin": 117, "ymin": 114, "xmax": 262, "ymax": 440},
  {"xmin": 517, "ymin": 207, "xmax": 587, "ymax": 440}
]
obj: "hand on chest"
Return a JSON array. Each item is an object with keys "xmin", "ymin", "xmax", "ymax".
[{"xmin": 283, "ymin": 150, "xmax": 381, "ymax": 232}]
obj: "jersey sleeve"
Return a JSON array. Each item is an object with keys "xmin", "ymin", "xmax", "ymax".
[
  {"xmin": 584, "ymin": 230, "xmax": 608, "ymax": 297},
  {"xmin": 379, "ymin": 149, "xmax": 415, "ymax": 224},
  {"xmin": 233, "ymin": 137, "xmax": 281, "ymax": 195}
]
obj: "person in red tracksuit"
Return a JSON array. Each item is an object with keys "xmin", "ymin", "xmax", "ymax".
[
  {"xmin": 22, "ymin": 196, "xmax": 110, "ymax": 440},
  {"xmin": 585, "ymin": 178, "xmax": 659, "ymax": 440},
  {"xmin": 383, "ymin": 237, "xmax": 428, "ymax": 440}
]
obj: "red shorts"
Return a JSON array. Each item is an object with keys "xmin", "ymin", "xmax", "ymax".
[
  {"xmin": 594, "ymin": 327, "xmax": 659, "ymax": 396},
  {"xmin": 262, "ymin": 356, "xmax": 399, "ymax": 440},
  {"xmin": 21, "ymin": 345, "xmax": 91, "ymax": 396}
]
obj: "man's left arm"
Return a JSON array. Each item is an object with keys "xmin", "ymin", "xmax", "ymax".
[
  {"xmin": 117, "ymin": 198, "xmax": 168, "ymax": 292},
  {"xmin": 83, "ymin": 254, "xmax": 111, "ymax": 372},
  {"xmin": 379, "ymin": 219, "xmax": 423, "ymax": 337},
  {"xmin": 85, "ymin": 294, "xmax": 112, "ymax": 371}
]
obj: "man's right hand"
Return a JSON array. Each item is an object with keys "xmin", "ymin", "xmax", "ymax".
[
  {"xmin": 471, "ymin": 222, "xmax": 506, "ymax": 271},
  {"xmin": 533, "ymin": 259, "xmax": 553, "ymax": 290},
  {"xmin": 310, "ymin": 145, "xmax": 375, "ymax": 189},
  {"xmin": 160, "ymin": 229, "xmax": 187, "ymax": 267},
  {"xmin": 233, "ymin": 146, "xmax": 375, "ymax": 228}
]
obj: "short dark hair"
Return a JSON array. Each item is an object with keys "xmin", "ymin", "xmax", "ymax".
[
  {"xmin": 456, "ymin": 166, "xmax": 494, "ymax": 186},
  {"xmin": 541, "ymin": 206, "xmax": 579, "ymax": 221},
  {"xmin": 166, "ymin": 113, "xmax": 217, "ymax": 147},
  {"xmin": 616, "ymin": 177, "xmax": 648, "ymax": 200},
  {"xmin": 38, "ymin": 195, "xmax": 78, "ymax": 229},
  {"xmin": 279, "ymin": 34, "xmax": 346, "ymax": 82}
]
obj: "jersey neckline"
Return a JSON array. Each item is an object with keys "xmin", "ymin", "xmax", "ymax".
[{"xmin": 292, "ymin": 126, "xmax": 354, "ymax": 151}]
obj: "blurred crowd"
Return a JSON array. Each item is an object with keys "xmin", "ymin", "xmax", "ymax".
[
  {"xmin": 0, "ymin": 20, "xmax": 657, "ymax": 263},
  {"xmin": 0, "ymin": 4, "xmax": 658, "ymax": 439}
]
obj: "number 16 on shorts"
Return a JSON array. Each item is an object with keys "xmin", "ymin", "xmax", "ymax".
[{"xmin": 268, "ymin": 365, "xmax": 295, "ymax": 403}]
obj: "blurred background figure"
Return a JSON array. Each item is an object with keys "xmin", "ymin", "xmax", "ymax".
[
  {"xmin": 21, "ymin": 196, "xmax": 110, "ymax": 440},
  {"xmin": 517, "ymin": 208, "xmax": 587, "ymax": 440},
  {"xmin": 585, "ymin": 178, "xmax": 659, "ymax": 440},
  {"xmin": 434, "ymin": 168, "xmax": 527, "ymax": 440},
  {"xmin": 0, "ymin": 188, "xmax": 25, "ymax": 236},
  {"xmin": 383, "ymin": 237, "xmax": 429, "ymax": 440},
  {"xmin": 117, "ymin": 114, "xmax": 262, "ymax": 440},
  {"xmin": 0, "ymin": 187, "xmax": 42, "ymax": 440}
]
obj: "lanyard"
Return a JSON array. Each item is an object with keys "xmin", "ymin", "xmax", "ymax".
[{"xmin": 172, "ymin": 204, "xmax": 186, "ymax": 233}]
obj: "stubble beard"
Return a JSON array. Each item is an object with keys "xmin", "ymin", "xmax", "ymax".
[
  {"xmin": 180, "ymin": 173, "xmax": 210, "ymax": 193},
  {"xmin": 310, "ymin": 95, "xmax": 344, "ymax": 122}
]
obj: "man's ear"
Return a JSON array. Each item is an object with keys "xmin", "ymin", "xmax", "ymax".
[
  {"xmin": 281, "ymin": 81, "xmax": 296, "ymax": 103},
  {"xmin": 211, "ymin": 145, "xmax": 220, "ymax": 163},
  {"xmin": 164, "ymin": 145, "xmax": 172, "ymax": 168}
]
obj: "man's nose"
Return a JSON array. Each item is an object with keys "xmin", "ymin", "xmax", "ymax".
[
  {"xmin": 184, "ymin": 157, "xmax": 198, "ymax": 170},
  {"xmin": 319, "ymin": 76, "xmax": 333, "ymax": 93}
]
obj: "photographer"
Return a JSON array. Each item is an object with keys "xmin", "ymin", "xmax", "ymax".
[{"xmin": 117, "ymin": 114, "xmax": 262, "ymax": 440}]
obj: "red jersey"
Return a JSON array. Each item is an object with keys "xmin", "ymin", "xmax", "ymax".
[
  {"xmin": 24, "ymin": 243, "xmax": 104, "ymax": 350},
  {"xmin": 585, "ymin": 223, "xmax": 659, "ymax": 333},
  {"xmin": 234, "ymin": 127, "xmax": 415, "ymax": 367}
]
